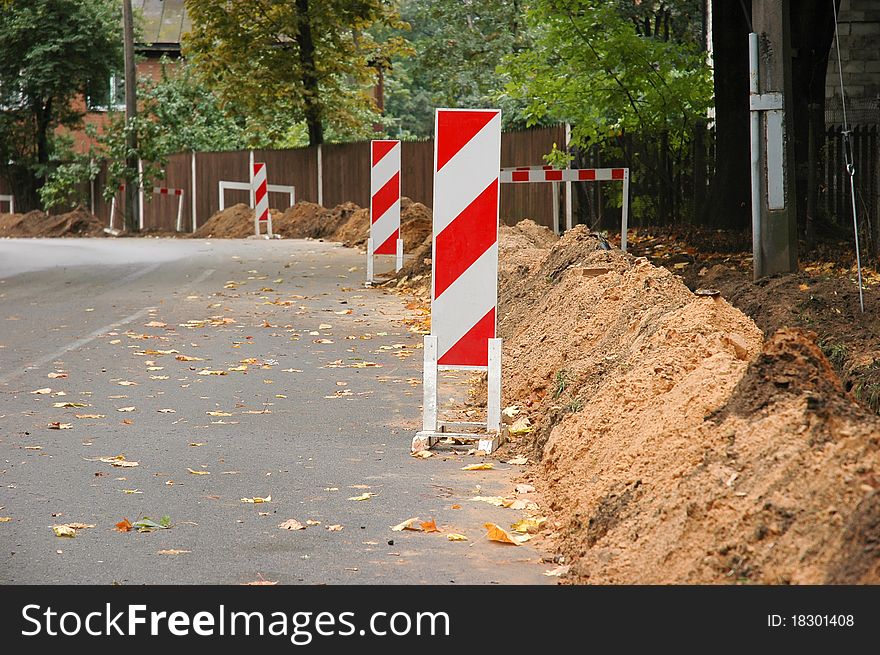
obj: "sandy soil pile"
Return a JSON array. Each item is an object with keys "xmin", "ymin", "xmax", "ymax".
[
  {"xmin": 330, "ymin": 197, "xmax": 433, "ymax": 251},
  {"xmin": 0, "ymin": 208, "xmax": 106, "ymax": 238},
  {"xmin": 193, "ymin": 204, "xmax": 256, "ymax": 238},
  {"xmin": 478, "ymin": 225, "xmax": 880, "ymax": 584}
]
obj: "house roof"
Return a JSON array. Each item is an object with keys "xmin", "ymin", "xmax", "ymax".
[{"xmin": 136, "ymin": 0, "xmax": 190, "ymax": 50}]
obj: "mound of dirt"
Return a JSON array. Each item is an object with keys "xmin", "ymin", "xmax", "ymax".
[
  {"xmin": 481, "ymin": 224, "xmax": 880, "ymax": 584},
  {"xmin": 193, "ymin": 203, "xmax": 255, "ymax": 238},
  {"xmin": 0, "ymin": 208, "xmax": 105, "ymax": 238},
  {"xmin": 329, "ymin": 198, "xmax": 433, "ymax": 251}
]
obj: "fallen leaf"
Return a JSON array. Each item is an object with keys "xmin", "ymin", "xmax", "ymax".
[
  {"xmin": 509, "ymin": 417, "xmax": 533, "ymax": 435},
  {"xmin": 187, "ymin": 468, "xmax": 210, "ymax": 475},
  {"xmin": 462, "ymin": 463, "xmax": 494, "ymax": 471},
  {"xmin": 58, "ymin": 522, "xmax": 95, "ymax": 530},
  {"xmin": 117, "ymin": 381, "xmax": 138, "ymax": 387},
  {"xmin": 511, "ymin": 517, "xmax": 547, "ymax": 534},
  {"xmin": 48, "ymin": 422, "xmax": 72, "ymax": 430},
  {"xmin": 411, "ymin": 450, "xmax": 433, "ymax": 459},
  {"xmin": 0, "ymin": 517, "xmax": 11, "ymax": 523},
  {"xmin": 113, "ymin": 460, "xmax": 139, "ymax": 468},
  {"xmin": 318, "ymin": 323, "xmax": 333, "ymax": 330},
  {"xmin": 241, "ymin": 575, "xmax": 278, "ymax": 586},
  {"xmin": 132, "ymin": 516, "xmax": 171, "ymax": 532},
  {"xmin": 175, "ymin": 355, "xmax": 203, "ymax": 362},
  {"xmin": 326, "ymin": 524, "xmax": 344, "ymax": 531},
  {"xmin": 278, "ymin": 519, "xmax": 306, "ymax": 531},
  {"xmin": 484, "ymin": 522, "xmax": 527, "ymax": 545},
  {"xmin": 25, "ymin": 445, "xmax": 42, "ymax": 450},
  {"xmin": 391, "ymin": 517, "xmax": 421, "ymax": 532},
  {"xmin": 158, "ymin": 549, "xmax": 190, "ymax": 556},
  {"xmin": 348, "ymin": 492, "xmax": 374, "ymax": 501},
  {"xmin": 75, "ymin": 414, "xmax": 105, "ymax": 419},
  {"xmin": 470, "ymin": 496, "xmax": 506, "ymax": 507},
  {"xmin": 240, "ymin": 496, "xmax": 271, "ymax": 503},
  {"xmin": 515, "ymin": 484, "xmax": 536, "ymax": 494},
  {"xmin": 157, "ymin": 408, "xmax": 176, "ymax": 413},
  {"xmin": 420, "ymin": 518, "xmax": 440, "ymax": 533},
  {"xmin": 115, "ymin": 518, "xmax": 133, "ymax": 532},
  {"xmin": 145, "ymin": 321, "xmax": 167, "ymax": 328},
  {"xmin": 197, "ymin": 370, "xmax": 227, "ymax": 376},
  {"xmin": 122, "ymin": 489, "xmax": 142, "ymax": 494},
  {"xmin": 446, "ymin": 533, "xmax": 468, "ymax": 541},
  {"xmin": 116, "ymin": 407, "xmax": 136, "ymax": 412},
  {"xmin": 52, "ymin": 525, "xmax": 76, "ymax": 538},
  {"xmin": 188, "ymin": 442, "xmax": 206, "ymax": 447},
  {"xmin": 450, "ymin": 504, "xmax": 462, "ymax": 510},
  {"xmin": 206, "ymin": 411, "xmax": 232, "ymax": 417},
  {"xmin": 31, "ymin": 388, "xmax": 52, "ymax": 394},
  {"xmin": 47, "ymin": 372, "xmax": 67, "ymax": 379},
  {"xmin": 53, "ymin": 402, "xmax": 88, "ymax": 408}
]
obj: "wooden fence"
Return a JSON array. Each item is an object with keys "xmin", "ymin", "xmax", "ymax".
[
  {"xmin": 83, "ymin": 125, "xmax": 568, "ymax": 232},
  {"xmin": 821, "ymin": 124, "xmax": 879, "ymax": 256}
]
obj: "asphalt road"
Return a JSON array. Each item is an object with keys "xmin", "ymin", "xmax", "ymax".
[{"xmin": 0, "ymin": 237, "xmax": 552, "ymax": 585}]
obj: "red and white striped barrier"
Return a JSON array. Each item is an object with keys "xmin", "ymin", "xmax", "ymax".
[
  {"xmin": 252, "ymin": 162, "xmax": 272, "ymax": 237},
  {"xmin": 413, "ymin": 108, "xmax": 504, "ymax": 454},
  {"xmin": 218, "ymin": 181, "xmax": 295, "ymax": 212},
  {"xmin": 152, "ymin": 186, "xmax": 185, "ymax": 232},
  {"xmin": 501, "ymin": 165, "xmax": 631, "ymax": 250},
  {"xmin": 0, "ymin": 194, "xmax": 14, "ymax": 214},
  {"xmin": 366, "ymin": 140, "xmax": 403, "ymax": 285}
]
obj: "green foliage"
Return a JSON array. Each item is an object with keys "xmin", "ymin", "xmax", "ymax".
[
  {"xmin": 183, "ymin": 0, "xmax": 408, "ymax": 145},
  {"xmin": 501, "ymin": 0, "xmax": 712, "ymax": 150},
  {"xmin": 384, "ymin": 0, "xmax": 535, "ymax": 138},
  {"xmin": 0, "ymin": 0, "xmax": 123, "ymax": 210}
]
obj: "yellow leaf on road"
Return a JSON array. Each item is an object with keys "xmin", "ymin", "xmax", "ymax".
[
  {"xmin": 176, "ymin": 355, "xmax": 203, "ymax": 362},
  {"xmin": 197, "ymin": 370, "xmax": 227, "ymax": 376},
  {"xmin": 75, "ymin": 414, "xmax": 105, "ymax": 419},
  {"xmin": 484, "ymin": 522, "xmax": 529, "ymax": 545},
  {"xmin": 47, "ymin": 372, "xmax": 67, "ymax": 379},
  {"xmin": 348, "ymin": 492, "xmax": 375, "ymax": 501},
  {"xmin": 158, "ymin": 549, "xmax": 190, "ymax": 555},
  {"xmin": 446, "ymin": 533, "xmax": 468, "ymax": 541},
  {"xmin": 48, "ymin": 422, "xmax": 72, "ymax": 430},
  {"xmin": 241, "ymin": 496, "xmax": 271, "ymax": 503},
  {"xmin": 31, "ymin": 388, "xmax": 52, "ymax": 394},
  {"xmin": 462, "ymin": 463, "xmax": 494, "ymax": 471},
  {"xmin": 470, "ymin": 496, "xmax": 506, "ymax": 507},
  {"xmin": 187, "ymin": 468, "xmax": 210, "ymax": 475},
  {"xmin": 206, "ymin": 411, "xmax": 232, "ymax": 417},
  {"xmin": 511, "ymin": 517, "xmax": 547, "ymax": 534},
  {"xmin": 117, "ymin": 407, "xmax": 136, "ymax": 412},
  {"xmin": 53, "ymin": 402, "xmax": 88, "ymax": 408}
]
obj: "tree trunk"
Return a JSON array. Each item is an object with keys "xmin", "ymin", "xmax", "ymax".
[
  {"xmin": 703, "ymin": 0, "xmax": 751, "ymax": 229},
  {"xmin": 295, "ymin": 0, "xmax": 324, "ymax": 146}
]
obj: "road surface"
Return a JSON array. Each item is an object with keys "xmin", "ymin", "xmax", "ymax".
[{"xmin": 0, "ymin": 238, "xmax": 552, "ymax": 584}]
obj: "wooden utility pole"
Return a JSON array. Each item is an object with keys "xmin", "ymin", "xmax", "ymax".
[
  {"xmin": 122, "ymin": 0, "xmax": 139, "ymax": 232},
  {"xmin": 750, "ymin": 0, "xmax": 797, "ymax": 278}
]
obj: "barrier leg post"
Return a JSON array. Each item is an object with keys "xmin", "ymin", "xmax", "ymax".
[
  {"xmin": 412, "ymin": 335, "xmax": 438, "ymax": 452},
  {"xmin": 621, "ymin": 169, "xmax": 630, "ymax": 252},
  {"xmin": 267, "ymin": 215, "xmax": 273, "ymax": 238},
  {"xmin": 366, "ymin": 237, "xmax": 374, "ymax": 287},
  {"xmin": 487, "ymin": 338, "xmax": 502, "ymax": 433},
  {"xmin": 176, "ymin": 193, "xmax": 184, "ymax": 232},
  {"xmin": 395, "ymin": 238, "xmax": 403, "ymax": 272}
]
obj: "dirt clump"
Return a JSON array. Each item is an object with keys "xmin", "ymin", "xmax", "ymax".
[{"xmin": 0, "ymin": 208, "xmax": 106, "ymax": 238}]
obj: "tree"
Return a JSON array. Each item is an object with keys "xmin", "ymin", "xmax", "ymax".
[
  {"xmin": 0, "ymin": 0, "xmax": 123, "ymax": 211},
  {"xmin": 183, "ymin": 0, "xmax": 408, "ymax": 146},
  {"xmin": 383, "ymin": 0, "xmax": 534, "ymax": 138},
  {"xmin": 501, "ymin": 0, "xmax": 713, "ymax": 224}
]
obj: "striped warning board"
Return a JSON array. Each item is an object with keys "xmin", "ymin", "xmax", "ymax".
[
  {"xmin": 500, "ymin": 167, "xmax": 626, "ymax": 183},
  {"xmin": 370, "ymin": 140, "xmax": 401, "ymax": 254},
  {"xmin": 431, "ymin": 108, "xmax": 501, "ymax": 368},
  {"xmin": 252, "ymin": 162, "xmax": 272, "ymax": 236}
]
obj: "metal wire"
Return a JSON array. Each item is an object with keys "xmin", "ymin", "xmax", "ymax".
[{"xmin": 831, "ymin": 0, "xmax": 865, "ymax": 312}]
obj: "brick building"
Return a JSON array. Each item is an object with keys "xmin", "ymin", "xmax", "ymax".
[{"xmin": 825, "ymin": 0, "xmax": 880, "ymax": 124}]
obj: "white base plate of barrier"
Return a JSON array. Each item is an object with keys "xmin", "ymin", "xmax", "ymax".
[{"xmin": 412, "ymin": 422, "xmax": 508, "ymax": 454}]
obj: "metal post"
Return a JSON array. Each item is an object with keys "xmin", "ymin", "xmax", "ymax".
[
  {"xmin": 137, "ymin": 158, "xmax": 144, "ymax": 231},
  {"xmin": 396, "ymin": 238, "xmax": 404, "ymax": 272},
  {"xmin": 748, "ymin": 32, "xmax": 764, "ymax": 280},
  {"xmin": 621, "ymin": 169, "xmax": 630, "ymax": 252},
  {"xmin": 487, "ymin": 338, "xmax": 502, "ymax": 433},
  {"xmin": 191, "ymin": 150, "xmax": 197, "ymax": 232},
  {"xmin": 421, "ymin": 335, "xmax": 438, "ymax": 433}
]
